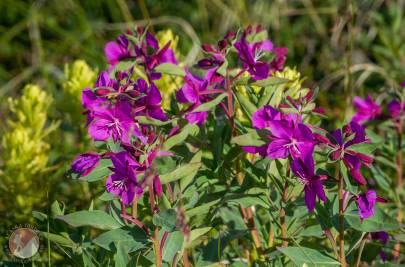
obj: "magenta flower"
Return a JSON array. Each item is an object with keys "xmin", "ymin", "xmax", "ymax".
[
  {"xmin": 234, "ymin": 30, "xmax": 273, "ymax": 80},
  {"xmin": 82, "ymin": 89, "xmax": 107, "ymax": 124},
  {"xmin": 352, "ymin": 95, "xmax": 381, "ymax": 124},
  {"xmin": 177, "ymin": 71, "xmax": 222, "ymax": 125},
  {"xmin": 88, "ymin": 100, "xmax": 144, "ymax": 144},
  {"xmin": 243, "ymin": 105, "xmax": 315, "ymax": 159},
  {"xmin": 291, "ymin": 155, "xmax": 327, "ymax": 212},
  {"xmin": 251, "ymin": 105, "xmax": 281, "ymax": 129},
  {"xmin": 270, "ymin": 47, "xmax": 288, "ymax": 72},
  {"xmin": 94, "ymin": 71, "xmax": 119, "ymax": 91},
  {"xmin": 355, "ymin": 190, "xmax": 386, "ymax": 220},
  {"xmin": 106, "ymin": 152, "xmax": 143, "ymax": 205},
  {"xmin": 71, "ymin": 152, "xmax": 101, "ymax": 176},
  {"xmin": 104, "ymin": 35, "xmax": 133, "ymax": 66},
  {"xmin": 135, "ymin": 79, "xmax": 167, "ymax": 121},
  {"xmin": 266, "ymin": 119, "xmax": 315, "ymax": 159},
  {"xmin": 387, "ymin": 100, "xmax": 405, "ymax": 119},
  {"xmin": 135, "ymin": 32, "xmax": 177, "ymax": 80},
  {"xmin": 327, "ymin": 122, "xmax": 373, "ymax": 185}
]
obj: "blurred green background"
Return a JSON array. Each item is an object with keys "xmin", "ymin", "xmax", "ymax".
[{"xmin": 1, "ymin": 0, "xmax": 405, "ymax": 262}]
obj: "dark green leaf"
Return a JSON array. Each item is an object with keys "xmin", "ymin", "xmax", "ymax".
[{"xmin": 153, "ymin": 209, "xmax": 177, "ymax": 232}]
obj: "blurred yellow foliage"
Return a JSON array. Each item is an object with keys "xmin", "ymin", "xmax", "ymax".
[
  {"xmin": 0, "ymin": 85, "xmax": 59, "ymax": 220},
  {"xmin": 62, "ymin": 60, "xmax": 97, "ymax": 123},
  {"xmin": 155, "ymin": 29, "xmax": 183, "ymax": 110}
]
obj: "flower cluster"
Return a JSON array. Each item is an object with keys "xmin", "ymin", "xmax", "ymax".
[{"xmin": 72, "ymin": 30, "xmax": 179, "ymax": 205}]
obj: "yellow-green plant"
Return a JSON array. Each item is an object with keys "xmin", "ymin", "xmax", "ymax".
[
  {"xmin": 155, "ymin": 29, "xmax": 183, "ymax": 110},
  {"xmin": 62, "ymin": 59, "xmax": 97, "ymax": 123},
  {"xmin": 0, "ymin": 84, "xmax": 59, "ymax": 222}
]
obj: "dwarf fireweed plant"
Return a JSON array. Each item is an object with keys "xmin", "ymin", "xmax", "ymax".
[{"xmin": 45, "ymin": 26, "xmax": 403, "ymax": 266}]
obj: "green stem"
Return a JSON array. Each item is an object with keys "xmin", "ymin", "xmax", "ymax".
[{"xmin": 355, "ymin": 235, "xmax": 367, "ymax": 267}]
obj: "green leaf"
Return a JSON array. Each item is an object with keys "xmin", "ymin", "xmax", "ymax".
[
  {"xmin": 347, "ymin": 142, "xmax": 377, "ymax": 155},
  {"xmin": 99, "ymin": 191, "xmax": 119, "ymax": 201},
  {"xmin": 154, "ymin": 63, "xmax": 185, "ymax": 76},
  {"xmin": 278, "ymin": 246, "xmax": 340, "ymax": 266},
  {"xmin": 186, "ymin": 199, "xmax": 221, "ymax": 217},
  {"xmin": 184, "ymin": 227, "xmax": 212, "ymax": 249},
  {"xmin": 51, "ymin": 200, "xmax": 64, "ymax": 217},
  {"xmin": 40, "ymin": 232, "xmax": 75, "ymax": 248},
  {"xmin": 57, "ymin": 210, "xmax": 122, "ymax": 230},
  {"xmin": 216, "ymin": 60, "xmax": 228, "ymax": 76},
  {"xmin": 160, "ymin": 162, "xmax": 201, "ymax": 184},
  {"xmin": 192, "ymin": 93, "xmax": 227, "ymax": 113},
  {"xmin": 162, "ymin": 124, "xmax": 199, "ymax": 151},
  {"xmin": 180, "ymin": 151, "xmax": 202, "ymax": 190},
  {"xmin": 345, "ymin": 206, "xmax": 400, "ymax": 232},
  {"xmin": 114, "ymin": 241, "xmax": 130, "ymax": 267},
  {"xmin": 339, "ymin": 161, "xmax": 357, "ymax": 194},
  {"xmin": 153, "ymin": 209, "xmax": 177, "ymax": 232},
  {"xmin": 136, "ymin": 116, "xmax": 176, "ymax": 126},
  {"xmin": 110, "ymin": 61, "xmax": 134, "ymax": 79},
  {"xmin": 253, "ymin": 77, "xmax": 290, "ymax": 87},
  {"xmin": 162, "ymin": 231, "xmax": 184, "ymax": 263},
  {"xmin": 81, "ymin": 158, "xmax": 112, "ymax": 182},
  {"xmin": 93, "ymin": 227, "xmax": 147, "ymax": 252},
  {"xmin": 231, "ymin": 130, "xmax": 267, "ymax": 147},
  {"xmin": 235, "ymin": 91, "xmax": 257, "ymax": 116}
]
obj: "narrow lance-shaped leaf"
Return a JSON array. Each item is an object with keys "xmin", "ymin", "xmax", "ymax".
[
  {"xmin": 231, "ymin": 130, "xmax": 267, "ymax": 147},
  {"xmin": 154, "ymin": 63, "xmax": 185, "ymax": 76},
  {"xmin": 234, "ymin": 90, "xmax": 257, "ymax": 116},
  {"xmin": 162, "ymin": 123, "xmax": 199, "ymax": 151},
  {"xmin": 252, "ymin": 76, "xmax": 290, "ymax": 87},
  {"xmin": 278, "ymin": 246, "xmax": 340, "ymax": 266},
  {"xmin": 57, "ymin": 210, "xmax": 122, "ymax": 230},
  {"xmin": 193, "ymin": 93, "xmax": 227, "ymax": 113}
]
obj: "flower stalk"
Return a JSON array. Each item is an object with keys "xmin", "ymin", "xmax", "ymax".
[
  {"xmin": 280, "ymin": 181, "xmax": 289, "ymax": 247},
  {"xmin": 338, "ymin": 169, "xmax": 346, "ymax": 267}
]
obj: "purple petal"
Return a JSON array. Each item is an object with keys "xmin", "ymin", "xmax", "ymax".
[
  {"xmin": 268, "ymin": 120, "xmax": 292, "ymax": 139},
  {"xmin": 185, "ymin": 111, "xmax": 208, "ymax": 125},
  {"xmin": 252, "ymin": 105, "xmax": 280, "ymax": 129},
  {"xmin": 387, "ymin": 100, "xmax": 402, "ymax": 118},
  {"xmin": 104, "ymin": 41, "xmax": 121, "ymax": 65},
  {"xmin": 313, "ymin": 179, "xmax": 327, "ymax": 202},
  {"xmin": 266, "ymin": 139, "xmax": 290, "ymax": 158},
  {"xmin": 72, "ymin": 153, "xmax": 100, "ymax": 176},
  {"xmin": 88, "ymin": 118, "xmax": 111, "ymax": 141},
  {"xmin": 304, "ymin": 185, "xmax": 317, "ymax": 212},
  {"xmin": 147, "ymin": 83, "xmax": 163, "ymax": 106},
  {"xmin": 153, "ymin": 176, "xmax": 163, "ymax": 197}
]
